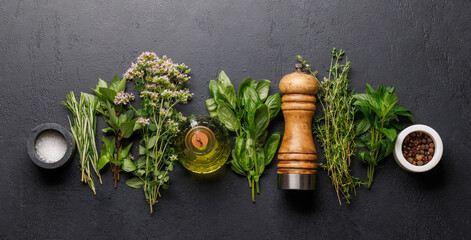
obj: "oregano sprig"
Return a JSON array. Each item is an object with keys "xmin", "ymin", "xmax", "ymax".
[{"xmin": 123, "ymin": 52, "xmax": 192, "ymax": 213}]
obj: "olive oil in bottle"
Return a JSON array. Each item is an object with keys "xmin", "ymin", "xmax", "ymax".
[{"xmin": 176, "ymin": 115, "xmax": 230, "ymax": 174}]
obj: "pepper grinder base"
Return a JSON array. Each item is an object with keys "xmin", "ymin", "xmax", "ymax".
[{"xmin": 277, "ymin": 173, "xmax": 316, "ymax": 190}]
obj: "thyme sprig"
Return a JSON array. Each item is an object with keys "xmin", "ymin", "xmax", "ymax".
[{"xmin": 298, "ymin": 48, "xmax": 361, "ymax": 204}]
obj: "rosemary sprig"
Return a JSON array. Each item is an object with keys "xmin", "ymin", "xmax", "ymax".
[
  {"xmin": 62, "ymin": 91, "xmax": 101, "ymax": 194},
  {"xmin": 298, "ymin": 48, "xmax": 361, "ymax": 204}
]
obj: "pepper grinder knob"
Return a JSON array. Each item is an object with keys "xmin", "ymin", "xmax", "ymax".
[{"xmin": 277, "ymin": 63, "xmax": 319, "ymax": 190}]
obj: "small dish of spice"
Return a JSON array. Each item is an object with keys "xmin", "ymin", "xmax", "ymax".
[
  {"xmin": 393, "ymin": 124, "xmax": 443, "ymax": 172},
  {"xmin": 27, "ymin": 123, "xmax": 75, "ymax": 169}
]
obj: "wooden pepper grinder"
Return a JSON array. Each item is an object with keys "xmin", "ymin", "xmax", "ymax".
[{"xmin": 277, "ymin": 63, "xmax": 318, "ymax": 190}]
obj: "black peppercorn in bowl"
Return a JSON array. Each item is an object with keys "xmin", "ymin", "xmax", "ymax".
[
  {"xmin": 393, "ymin": 124, "xmax": 443, "ymax": 172},
  {"xmin": 27, "ymin": 123, "xmax": 75, "ymax": 169}
]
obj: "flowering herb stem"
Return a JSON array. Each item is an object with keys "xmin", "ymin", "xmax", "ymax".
[
  {"xmin": 92, "ymin": 76, "xmax": 139, "ymax": 189},
  {"xmin": 123, "ymin": 52, "xmax": 192, "ymax": 213}
]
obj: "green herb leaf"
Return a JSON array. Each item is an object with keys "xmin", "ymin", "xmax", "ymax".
[
  {"xmin": 126, "ymin": 178, "xmax": 144, "ymax": 189},
  {"xmin": 355, "ymin": 118, "xmax": 370, "ymax": 136},
  {"xmin": 98, "ymin": 155, "xmax": 110, "ymax": 170},
  {"xmin": 134, "ymin": 83, "xmax": 145, "ymax": 92},
  {"xmin": 217, "ymin": 71, "xmax": 237, "ymax": 110},
  {"xmin": 209, "ymin": 80, "xmax": 220, "ymax": 102},
  {"xmin": 121, "ymin": 119, "xmax": 137, "ymax": 139},
  {"xmin": 147, "ymin": 123, "xmax": 157, "ymax": 132},
  {"xmin": 123, "ymin": 158, "xmax": 136, "ymax": 172},
  {"xmin": 255, "ymin": 79, "xmax": 271, "ymax": 102},
  {"xmin": 216, "ymin": 100, "xmax": 239, "ymax": 131},
  {"xmin": 255, "ymin": 147, "xmax": 265, "ymax": 175},
  {"xmin": 380, "ymin": 128, "xmax": 397, "ymax": 142},
  {"xmin": 146, "ymin": 136, "xmax": 157, "ymax": 149},
  {"xmin": 264, "ymin": 93, "xmax": 281, "ymax": 120},
  {"xmin": 243, "ymin": 86, "xmax": 262, "ymax": 113},
  {"xmin": 231, "ymin": 165, "xmax": 246, "ymax": 176},
  {"xmin": 102, "ymin": 127, "xmax": 114, "ymax": 133},
  {"xmin": 206, "ymin": 98, "xmax": 218, "ymax": 119},
  {"xmin": 119, "ymin": 143, "xmax": 133, "ymax": 160},
  {"xmin": 136, "ymin": 109, "xmax": 149, "ymax": 118},
  {"xmin": 136, "ymin": 156, "xmax": 146, "ymax": 168},
  {"xmin": 110, "ymin": 75, "xmax": 126, "ymax": 92},
  {"xmin": 234, "ymin": 137, "xmax": 246, "ymax": 158},
  {"xmin": 263, "ymin": 132, "xmax": 281, "ymax": 166},
  {"xmin": 238, "ymin": 77, "xmax": 252, "ymax": 98},
  {"xmin": 358, "ymin": 151, "xmax": 372, "ymax": 164},
  {"xmin": 99, "ymin": 87, "xmax": 118, "ymax": 103},
  {"xmin": 254, "ymin": 104, "xmax": 269, "ymax": 138}
]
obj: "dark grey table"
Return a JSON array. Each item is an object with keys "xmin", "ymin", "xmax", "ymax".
[{"xmin": 1, "ymin": 1, "xmax": 470, "ymax": 239}]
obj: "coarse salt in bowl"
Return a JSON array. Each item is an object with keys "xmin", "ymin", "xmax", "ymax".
[
  {"xmin": 393, "ymin": 124, "xmax": 443, "ymax": 173},
  {"xmin": 27, "ymin": 123, "xmax": 75, "ymax": 169}
]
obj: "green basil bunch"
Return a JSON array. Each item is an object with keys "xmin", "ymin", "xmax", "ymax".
[{"xmin": 206, "ymin": 71, "xmax": 282, "ymax": 202}]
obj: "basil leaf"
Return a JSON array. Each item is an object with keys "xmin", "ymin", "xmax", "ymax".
[
  {"xmin": 263, "ymin": 132, "xmax": 281, "ymax": 166},
  {"xmin": 254, "ymin": 79, "xmax": 271, "ymax": 102},
  {"xmin": 217, "ymin": 71, "xmax": 237, "ymax": 110},
  {"xmin": 254, "ymin": 104, "xmax": 269, "ymax": 138},
  {"xmin": 234, "ymin": 137, "xmax": 246, "ymax": 158},
  {"xmin": 257, "ymin": 129, "xmax": 268, "ymax": 144},
  {"xmin": 255, "ymin": 147, "xmax": 265, "ymax": 175},
  {"xmin": 240, "ymin": 151, "xmax": 252, "ymax": 172},
  {"xmin": 209, "ymin": 80, "xmax": 220, "ymax": 102},
  {"xmin": 231, "ymin": 151, "xmax": 247, "ymax": 176},
  {"xmin": 243, "ymin": 86, "xmax": 262, "ymax": 113},
  {"xmin": 238, "ymin": 77, "xmax": 252, "ymax": 98},
  {"xmin": 231, "ymin": 165, "xmax": 246, "ymax": 176},
  {"xmin": 206, "ymin": 98, "xmax": 218, "ymax": 119},
  {"xmin": 216, "ymin": 100, "xmax": 239, "ymax": 131},
  {"xmin": 265, "ymin": 93, "xmax": 281, "ymax": 120}
]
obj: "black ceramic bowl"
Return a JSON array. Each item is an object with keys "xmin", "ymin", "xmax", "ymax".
[{"xmin": 27, "ymin": 123, "xmax": 75, "ymax": 169}]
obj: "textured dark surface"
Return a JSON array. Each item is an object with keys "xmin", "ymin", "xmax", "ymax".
[{"xmin": 1, "ymin": 0, "xmax": 470, "ymax": 239}]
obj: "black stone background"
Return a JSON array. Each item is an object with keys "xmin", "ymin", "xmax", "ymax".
[{"xmin": 1, "ymin": 1, "xmax": 470, "ymax": 239}]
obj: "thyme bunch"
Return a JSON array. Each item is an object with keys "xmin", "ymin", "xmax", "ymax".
[{"xmin": 298, "ymin": 48, "xmax": 361, "ymax": 204}]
